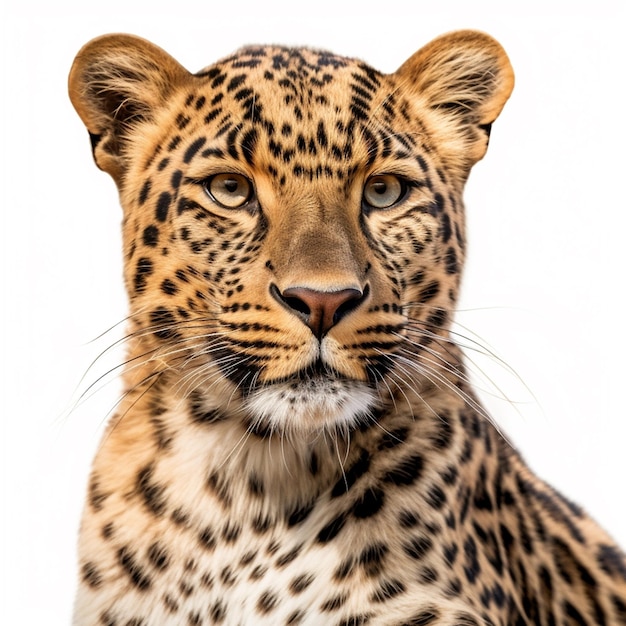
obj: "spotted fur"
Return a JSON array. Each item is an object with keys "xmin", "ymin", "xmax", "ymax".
[{"xmin": 69, "ymin": 31, "xmax": 626, "ymax": 625}]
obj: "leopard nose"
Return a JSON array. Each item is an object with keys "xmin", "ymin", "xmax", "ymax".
[{"xmin": 274, "ymin": 286, "xmax": 366, "ymax": 338}]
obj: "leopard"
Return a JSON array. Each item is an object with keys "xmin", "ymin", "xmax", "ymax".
[{"xmin": 68, "ymin": 30, "xmax": 626, "ymax": 625}]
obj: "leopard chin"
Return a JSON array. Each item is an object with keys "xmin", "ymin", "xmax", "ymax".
[{"xmin": 243, "ymin": 375, "xmax": 378, "ymax": 436}]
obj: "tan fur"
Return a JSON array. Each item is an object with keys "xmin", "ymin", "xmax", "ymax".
[{"xmin": 69, "ymin": 31, "xmax": 625, "ymax": 626}]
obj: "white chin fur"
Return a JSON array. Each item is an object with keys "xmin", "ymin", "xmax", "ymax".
[{"xmin": 243, "ymin": 378, "xmax": 377, "ymax": 435}]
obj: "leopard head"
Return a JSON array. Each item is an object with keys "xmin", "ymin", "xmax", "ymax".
[{"xmin": 69, "ymin": 31, "xmax": 513, "ymax": 436}]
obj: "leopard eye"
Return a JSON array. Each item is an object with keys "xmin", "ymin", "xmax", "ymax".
[
  {"xmin": 204, "ymin": 173, "xmax": 253, "ymax": 209},
  {"xmin": 363, "ymin": 174, "xmax": 405, "ymax": 210}
]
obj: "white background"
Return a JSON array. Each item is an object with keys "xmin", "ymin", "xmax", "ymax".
[{"xmin": 2, "ymin": 1, "xmax": 624, "ymax": 622}]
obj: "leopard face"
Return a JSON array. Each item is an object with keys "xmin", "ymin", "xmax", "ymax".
[{"xmin": 69, "ymin": 32, "xmax": 513, "ymax": 438}]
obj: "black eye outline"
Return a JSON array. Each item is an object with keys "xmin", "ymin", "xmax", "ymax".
[
  {"xmin": 362, "ymin": 174, "xmax": 408, "ymax": 211},
  {"xmin": 202, "ymin": 173, "xmax": 255, "ymax": 209}
]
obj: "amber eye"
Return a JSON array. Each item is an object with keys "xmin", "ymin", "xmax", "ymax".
[
  {"xmin": 363, "ymin": 174, "xmax": 405, "ymax": 210},
  {"xmin": 204, "ymin": 173, "xmax": 253, "ymax": 209}
]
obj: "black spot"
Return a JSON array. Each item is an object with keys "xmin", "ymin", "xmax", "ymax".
[
  {"xmin": 209, "ymin": 72, "xmax": 226, "ymax": 88},
  {"xmin": 317, "ymin": 512, "xmax": 347, "ymax": 543},
  {"xmin": 168, "ymin": 135, "xmax": 182, "ymax": 151},
  {"xmin": 492, "ymin": 582, "xmax": 506, "ymax": 608},
  {"xmin": 287, "ymin": 501, "xmax": 315, "ymax": 527},
  {"xmin": 441, "ymin": 465, "xmax": 458, "ymax": 486},
  {"xmin": 252, "ymin": 515, "xmax": 272, "ymax": 534},
  {"xmin": 463, "ymin": 536, "xmax": 480, "ymax": 584},
  {"xmin": 286, "ymin": 610, "xmax": 306, "ymax": 625},
  {"xmin": 440, "ymin": 213, "xmax": 452, "ymax": 243},
  {"xmin": 147, "ymin": 543, "xmax": 169, "ymax": 570},
  {"xmin": 404, "ymin": 608, "xmax": 440, "ymax": 625},
  {"xmin": 257, "ymin": 590, "xmax": 279, "ymax": 614},
  {"xmin": 382, "ymin": 453, "xmax": 423, "ymax": 486},
  {"xmin": 597, "ymin": 544, "xmax": 626, "ymax": 581},
  {"xmin": 398, "ymin": 509, "xmax": 421, "ymax": 528},
  {"xmin": 248, "ymin": 473, "xmax": 264, "ymax": 497},
  {"xmin": 240, "ymin": 128, "xmax": 258, "ymax": 165},
  {"xmin": 170, "ymin": 170, "xmax": 182, "ymax": 191},
  {"xmin": 198, "ymin": 526, "xmax": 216, "ymax": 551},
  {"xmin": 206, "ymin": 472, "xmax": 232, "ymax": 507},
  {"xmin": 156, "ymin": 191, "xmax": 172, "ymax": 222},
  {"xmin": 175, "ymin": 113, "xmax": 190, "ymax": 129},
  {"xmin": 516, "ymin": 476, "xmax": 585, "ymax": 544},
  {"xmin": 138, "ymin": 179, "xmax": 151, "ymax": 205},
  {"xmin": 403, "ymin": 535, "xmax": 433, "ymax": 560},
  {"xmin": 410, "ymin": 270, "xmax": 425, "ymax": 285},
  {"xmin": 445, "ymin": 576, "xmax": 462, "ymax": 596},
  {"xmin": 473, "ymin": 466, "xmax": 494, "ymax": 511},
  {"xmin": 357, "ymin": 542, "xmax": 388, "ymax": 578},
  {"xmin": 88, "ymin": 475, "xmax": 108, "ymax": 511},
  {"xmin": 453, "ymin": 612, "xmax": 480, "ymax": 626},
  {"xmin": 563, "ymin": 600, "xmax": 589, "ymax": 626},
  {"xmin": 209, "ymin": 600, "xmax": 226, "ymax": 623},
  {"xmin": 472, "ymin": 522, "xmax": 503, "ymax": 575},
  {"xmin": 161, "ymin": 278, "xmax": 178, "ymax": 296},
  {"xmin": 204, "ymin": 100, "xmax": 223, "ymax": 121},
  {"xmin": 81, "ymin": 562, "xmax": 102, "ymax": 588},
  {"xmin": 142, "ymin": 225, "xmax": 159, "ymax": 247},
  {"xmin": 316, "ymin": 592, "xmax": 346, "ymax": 613},
  {"xmin": 217, "ymin": 565, "xmax": 236, "ymax": 588},
  {"xmin": 183, "ymin": 137, "xmax": 207, "ymax": 163},
  {"xmin": 227, "ymin": 74, "xmax": 247, "ymax": 92},
  {"xmin": 370, "ymin": 579, "xmax": 406, "ymax": 603},
  {"xmin": 417, "ymin": 281, "xmax": 440, "ymax": 304},
  {"xmin": 289, "ymin": 573, "xmax": 314, "ymax": 594},
  {"xmin": 101, "ymin": 522, "xmax": 114, "ymax": 539},
  {"xmin": 425, "ymin": 308, "xmax": 448, "ymax": 330},
  {"xmin": 426, "ymin": 484, "xmax": 447, "ymax": 509},
  {"xmin": 221, "ymin": 522, "xmax": 241, "ymax": 543},
  {"xmin": 239, "ymin": 550, "xmax": 257, "ymax": 567},
  {"xmin": 352, "ymin": 486, "xmax": 385, "ymax": 519},
  {"xmin": 136, "ymin": 464, "xmax": 166, "ymax": 516},
  {"xmin": 443, "ymin": 543, "xmax": 459, "ymax": 566},
  {"xmin": 275, "ymin": 544, "xmax": 303, "ymax": 568},
  {"xmin": 134, "ymin": 257, "xmax": 153, "ymax": 293},
  {"xmin": 149, "ymin": 307, "xmax": 179, "ymax": 340},
  {"xmin": 419, "ymin": 566, "xmax": 440, "ymax": 585},
  {"xmin": 171, "ymin": 507, "xmax": 189, "ymax": 526},
  {"xmin": 612, "ymin": 594, "xmax": 626, "ymax": 622},
  {"xmin": 377, "ymin": 426, "xmax": 409, "ymax": 450},
  {"xmin": 331, "ymin": 449, "xmax": 370, "ymax": 497},
  {"xmin": 117, "ymin": 546, "xmax": 151, "ymax": 590},
  {"xmin": 517, "ymin": 511, "xmax": 534, "ymax": 555},
  {"xmin": 445, "ymin": 247, "xmax": 458, "ymax": 274}
]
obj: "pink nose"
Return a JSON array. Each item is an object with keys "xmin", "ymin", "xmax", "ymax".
[{"xmin": 277, "ymin": 286, "xmax": 365, "ymax": 338}]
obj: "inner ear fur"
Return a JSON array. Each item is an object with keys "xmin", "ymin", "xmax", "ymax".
[
  {"xmin": 68, "ymin": 34, "xmax": 191, "ymax": 184},
  {"xmin": 395, "ymin": 30, "xmax": 515, "ymax": 173}
]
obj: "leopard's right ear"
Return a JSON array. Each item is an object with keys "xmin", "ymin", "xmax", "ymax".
[{"xmin": 68, "ymin": 34, "xmax": 191, "ymax": 184}]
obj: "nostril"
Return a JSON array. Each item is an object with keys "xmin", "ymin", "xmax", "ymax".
[
  {"xmin": 334, "ymin": 284, "xmax": 369, "ymax": 324},
  {"xmin": 282, "ymin": 295, "xmax": 311, "ymax": 317}
]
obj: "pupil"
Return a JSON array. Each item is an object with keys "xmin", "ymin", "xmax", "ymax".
[
  {"xmin": 224, "ymin": 179, "xmax": 239, "ymax": 193},
  {"xmin": 373, "ymin": 181, "xmax": 387, "ymax": 195}
]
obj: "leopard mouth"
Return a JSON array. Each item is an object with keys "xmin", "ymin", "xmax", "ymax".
[
  {"xmin": 241, "ymin": 359, "xmax": 378, "ymax": 435},
  {"xmin": 273, "ymin": 358, "xmax": 346, "ymax": 386}
]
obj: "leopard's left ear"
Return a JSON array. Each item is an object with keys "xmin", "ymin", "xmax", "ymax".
[{"xmin": 395, "ymin": 30, "xmax": 514, "ymax": 175}]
